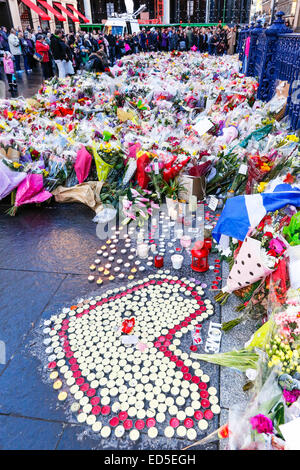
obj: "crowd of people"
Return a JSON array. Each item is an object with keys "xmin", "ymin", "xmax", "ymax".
[{"xmin": 0, "ymin": 24, "xmax": 239, "ymax": 96}]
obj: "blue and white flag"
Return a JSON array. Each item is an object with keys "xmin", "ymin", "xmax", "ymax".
[{"xmin": 212, "ymin": 184, "xmax": 300, "ymax": 244}]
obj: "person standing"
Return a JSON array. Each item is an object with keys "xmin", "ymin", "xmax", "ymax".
[
  {"xmin": 186, "ymin": 27, "xmax": 193, "ymax": 50},
  {"xmin": 132, "ymin": 32, "xmax": 139, "ymax": 54},
  {"xmin": 178, "ymin": 29, "xmax": 186, "ymax": 51},
  {"xmin": 167, "ymin": 27, "xmax": 174, "ymax": 51},
  {"xmin": 50, "ymin": 29, "xmax": 68, "ymax": 79},
  {"xmin": 2, "ymin": 51, "xmax": 17, "ymax": 96},
  {"xmin": 35, "ymin": 34, "xmax": 51, "ymax": 80},
  {"xmin": 139, "ymin": 29, "xmax": 147, "ymax": 52},
  {"xmin": 18, "ymin": 31, "xmax": 32, "ymax": 73},
  {"xmin": 0, "ymin": 27, "xmax": 9, "ymax": 51},
  {"xmin": 106, "ymin": 30, "xmax": 116, "ymax": 65},
  {"xmin": 227, "ymin": 26, "xmax": 237, "ymax": 55},
  {"xmin": 161, "ymin": 29, "xmax": 168, "ymax": 51},
  {"xmin": 8, "ymin": 28, "xmax": 22, "ymax": 73}
]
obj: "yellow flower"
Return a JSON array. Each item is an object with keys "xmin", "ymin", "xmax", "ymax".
[
  {"xmin": 42, "ymin": 170, "xmax": 49, "ymax": 177},
  {"xmin": 261, "ymin": 163, "xmax": 271, "ymax": 172},
  {"xmin": 257, "ymin": 182, "xmax": 268, "ymax": 193},
  {"xmin": 272, "ymin": 356, "xmax": 280, "ymax": 365},
  {"xmin": 286, "ymin": 134, "xmax": 299, "ymax": 142},
  {"xmin": 13, "ymin": 162, "xmax": 21, "ymax": 168}
]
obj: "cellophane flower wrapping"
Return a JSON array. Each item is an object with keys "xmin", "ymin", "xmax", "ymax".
[
  {"xmin": 0, "ymin": 159, "xmax": 27, "ymax": 200},
  {"xmin": 15, "ymin": 174, "xmax": 52, "ymax": 207},
  {"xmin": 74, "ymin": 146, "xmax": 92, "ymax": 184}
]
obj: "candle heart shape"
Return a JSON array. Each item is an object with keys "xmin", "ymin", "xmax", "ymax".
[{"xmin": 43, "ymin": 275, "xmax": 219, "ymax": 440}]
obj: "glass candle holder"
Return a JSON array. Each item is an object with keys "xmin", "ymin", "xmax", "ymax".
[
  {"xmin": 154, "ymin": 255, "xmax": 164, "ymax": 268},
  {"xmin": 137, "ymin": 243, "xmax": 149, "ymax": 259},
  {"xmin": 180, "ymin": 235, "xmax": 191, "ymax": 250},
  {"xmin": 171, "ymin": 254, "xmax": 184, "ymax": 270}
]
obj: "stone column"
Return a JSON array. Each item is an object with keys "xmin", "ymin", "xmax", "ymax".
[
  {"xmin": 61, "ymin": 2, "xmax": 69, "ymax": 33},
  {"xmin": 8, "ymin": 0, "xmax": 22, "ymax": 29},
  {"xmin": 45, "ymin": 0, "xmax": 56, "ymax": 33},
  {"xmin": 29, "ymin": 0, "xmax": 41, "ymax": 31},
  {"xmin": 83, "ymin": 0, "xmax": 92, "ymax": 22},
  {"xmin": 163, "ymin": 0, "xmax": 170, "ymax": 24}
]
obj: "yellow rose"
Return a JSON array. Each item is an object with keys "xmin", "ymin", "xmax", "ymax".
[{"xmin": 257, "ymin": 182, "xmax": 268, "ymax": 193}]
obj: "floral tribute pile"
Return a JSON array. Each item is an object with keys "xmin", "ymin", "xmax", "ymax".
[
  {"xmin": 0, "ymin": 51, "xmax": 297, "ymax": 219},
  {"xmin": 1, "ymin": 51, "xmax": 300, "ymax": 450}
]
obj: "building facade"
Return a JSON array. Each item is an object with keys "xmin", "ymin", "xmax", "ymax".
[
  {"xmin": 3, "ymin": 0, "xmax": 84, "ymax": 33},
  {"xmin": 80, "ymin": 0, "xmax": 252, "ymax": 24},
  {"xmin": 2, "ymin": 0, "xmax": 255, "ymax": 31},
  {"xmin": 250, "ymin": 0, "xmax": 300, "ymax": 30}
]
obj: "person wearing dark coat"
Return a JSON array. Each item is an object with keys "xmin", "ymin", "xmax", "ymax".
[{"xmin": 50, "ymin": 29, "xmax": 69, "ymax": 78}]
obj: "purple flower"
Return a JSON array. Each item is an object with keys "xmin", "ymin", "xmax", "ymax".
[
  {"xmin": 283, "ymin": 389, "xmax": 300, "ymax": 404},
  {"xmin": 250, "ymin": 414, "xmax": 273, "ymax": 434}
]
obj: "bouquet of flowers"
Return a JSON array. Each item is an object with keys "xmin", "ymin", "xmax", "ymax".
[{"xmin": 121, "ymin": 187, "xmax": 159, "ymax": 227}]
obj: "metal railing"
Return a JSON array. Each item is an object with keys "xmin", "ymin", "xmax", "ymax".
[{"xmin": 238, "ymin": 12, "xmax": 300, "ymax": 130}]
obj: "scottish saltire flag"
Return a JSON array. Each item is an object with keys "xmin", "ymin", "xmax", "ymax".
[{"xmin": 212, "ymin": 184, "xmax": 300, "ymax": 244}]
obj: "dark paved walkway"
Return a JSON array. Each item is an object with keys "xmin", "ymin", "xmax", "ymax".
[
  {"xmin": 0, "ymin": 198, "xmax": 222, "ymax": 450},
  {"xmin": 1, "ymin": 63, "xmax": 43, "ymax": 100}
]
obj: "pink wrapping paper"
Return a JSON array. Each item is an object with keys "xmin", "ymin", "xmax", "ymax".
[
  {"xmin": 224, "ymin": 236, "xmax": 274, "ymax": 293},
  {"xmin": 74, "ymin": 146, "xmax": 92, "ymax": 184},
  {"xmin": 15, "ymin": 174, "xmax": 52, "ymax": 207}
]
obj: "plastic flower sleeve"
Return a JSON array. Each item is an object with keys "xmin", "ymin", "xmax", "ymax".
[
  {"xmin": 14, "ymin": 174, "xmax": 52, "ymax": 208},
  {"xmin": 74, "ymin": 146, "xmax": 92, "ymax": 184},
  {"xmin": 0, "ymin": 160, "xmax": 27, "ymax": 200},
  {"xmin": 91, "ymin": 143, "xmax": 113, "ymax": 183}
]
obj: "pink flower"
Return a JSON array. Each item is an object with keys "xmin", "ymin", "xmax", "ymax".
[
  {"xmin": 137, "ymin": 197, "xmax": 150, "ymax": 203},
  {"xmin": 125, "ymin": 212, "xmax": 136, "ymax": 220},
  {"xmin": 147, "ymin": 207, "xmax": 153, "ymax": 215},
  {"xmin": 130, "ymin": 188, "xmax": 140, "ymax": 197},
  {"xmin": 250, "ymin": 414, "xmax": 273, "ymax": 434},
  {"xmin": 283, "ymin": 389, "xmax": 300, "ymax": 404},
  {"xmin": 123, "ymin": 199, "xmax": 133, "ymax": 211},
  {"xmin": 269, "ymin": 238, "xmax": 286, "ymax": 255}
]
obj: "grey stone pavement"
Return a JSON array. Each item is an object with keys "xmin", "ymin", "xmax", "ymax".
[{"xmin": 0, "ymin": 75, "xmax": 257, "ymax": 451}]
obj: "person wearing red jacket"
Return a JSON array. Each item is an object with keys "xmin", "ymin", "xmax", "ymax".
[{"xmin": 35, "ymin": 34, "xmax": 52, "ymax": 80}]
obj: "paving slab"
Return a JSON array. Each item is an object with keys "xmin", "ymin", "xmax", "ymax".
[
  {"xmin": 0, "ymin": 269, "xmax": 65, "ymax": 374},
  {"xmin": 0, "ymin": 202, "xmax": 228, "ymax": 450},
  {"xmin": 0, "ymin": 414, "xmax": 63, "ymax": 450}
]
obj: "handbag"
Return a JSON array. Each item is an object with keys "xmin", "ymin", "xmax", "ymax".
[{"xmin": 33, "ymin": 52, "xmax": 43, "ymax": 62}]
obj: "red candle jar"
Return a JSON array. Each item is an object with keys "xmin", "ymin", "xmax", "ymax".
[
  {"xmin": 154, "ymin": 255, "xmax": 164, "ymax": 268},
  {"xmin": 190, "ymin": 247, "xmax": 209, "ymax": 272}
]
